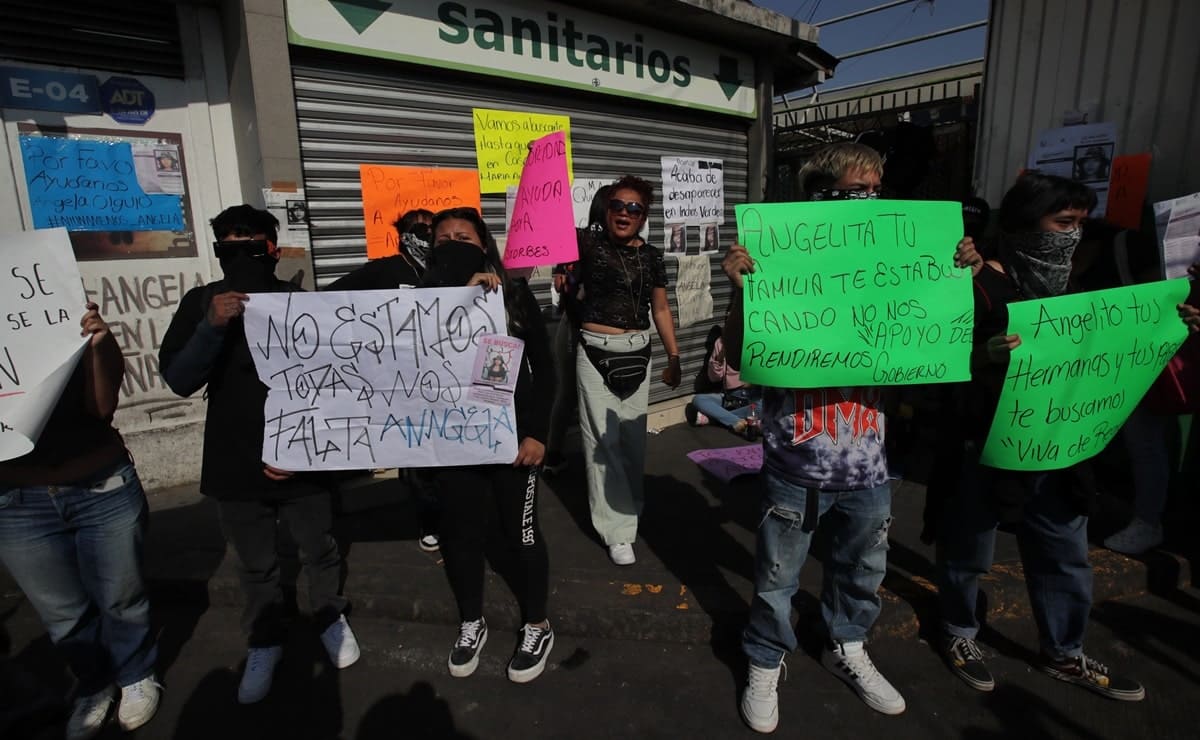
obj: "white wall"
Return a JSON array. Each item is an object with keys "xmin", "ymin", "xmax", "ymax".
[
  {"xmin": 0, "ymin": 4, "xmax": 242, "ymax": 490},
  {"xmin": 974, "ymin": 0, "xmax": 1200, "ymax": 208}
]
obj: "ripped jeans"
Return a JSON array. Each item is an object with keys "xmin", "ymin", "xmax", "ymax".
[{"xmin": 743, "ymin": 474, "xmax": 892, "ymax": 669}]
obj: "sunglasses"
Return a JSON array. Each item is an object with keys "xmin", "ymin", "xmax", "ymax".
[
  {"xmin": 608, "ymin": 199, "xmax": 646, "ymax": 217},
  {"xmin": 213, "ymin": 239, "xmax": 272, "ymax": 259}
]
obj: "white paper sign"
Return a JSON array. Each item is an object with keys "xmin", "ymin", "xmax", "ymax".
[
  {"xmin": 0, "ymin": 228, "xmax": 90, "ymax": 461},
  {"xmin": 1159, "ymin": 193, "xmax": 1200, "ymax": 280},
  {"xmin": 243, "ymin": 287, "xmax": 519, "ymax": 470},
  {"xmin": 263, "ymin": 187, "xmax": 311, "ymax": 249},
  {"xmin": 1028, "ymin": 123, "xmax": 1117, "ymax": 217},
  {"xmin": 674, "ymin": 254, "xmax": 713, "ymax": 330},
  {"xmin": 661, "ymin": 157, "xmax": 725, "ymax": 225}
]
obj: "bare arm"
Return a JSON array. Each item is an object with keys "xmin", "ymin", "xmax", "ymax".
[{"xmin": 79, "ymin": 303, "xmax": 124, "ymax": 419}]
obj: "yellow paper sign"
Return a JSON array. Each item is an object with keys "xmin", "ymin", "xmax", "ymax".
[
  {"xmin": 472, "ymin": 108, "xmax": 572, "ymax": 193},
  {"xmin": 358, "ymin": 165, "xmax": 481, "ymax": 259}
]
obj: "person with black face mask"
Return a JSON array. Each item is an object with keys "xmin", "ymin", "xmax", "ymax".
[
  {"xmin": 934, "ymin": 172, "xmax": 1152, "ymax": 702},
  {"xmin": 419, "ymin": 208, "xmax": 557, "ymax": 686},
  {"xmin": 158, "ymin": 205, "xmax": 360, "ymax": 705},
  {"xmin": 326, "ymin": 208, "xmax": 443, "ymax": 554}
]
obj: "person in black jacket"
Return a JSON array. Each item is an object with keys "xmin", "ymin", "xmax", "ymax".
[
  {"xmin": 420, "ymin": 207, "xmax": 556, "ymax": 684},
  {"xmin": 158, "ymin": 205, "xmax": 359, "ymax": 705}
]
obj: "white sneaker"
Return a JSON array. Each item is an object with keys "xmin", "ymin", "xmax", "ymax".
[
  {"xmin": 1104, "ymin": 518, "xmax": 1163, "ymax": 555},
  {"xmin": 320, "ymin": 614, "xmax": 361, "ymax": 669},
  {"xmin": 740, "ymin": 662, "xmax": 782, "ymax": 733},
  {"xmin": 419, "ymin": 533, "xmax": 441, "ymax": 552},
  {"xmin": 608, "ymin": 543, "xmax": 636, "ymax": 566},
  {"xmin": 117, "ymin": 675, "xmax": 163, "ymax": 731},
  {"xmin": 67, "ymin": 686, "xmax": 116, "ymax": 740},
  {"xmin": 238, "ymin": 645, "xmax": 283, "ymax": 704},
  {"xmin": 822, "ymin": 642, "xmax": 906, "ymax": 715}
]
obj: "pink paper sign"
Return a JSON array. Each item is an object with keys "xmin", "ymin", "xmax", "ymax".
[
  {"xmin": 504, "ymin": 131, "xmax": 577, "ymax": 268},
  {"xmin": 686, "ymin": 444, "xmax": 763, "ymax": 482}
]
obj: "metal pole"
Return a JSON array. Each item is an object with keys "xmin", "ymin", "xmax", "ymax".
[
  {"xmin": 814, "ymin": 0, "xmax": 920, "ymax": 27},
  {"xmin": 838, "ymin": 20, "xmax": 988, "ymax": 60},
  {"xmin": 807, "ymin": 57, "xmax": 985, "ymax": 96}
]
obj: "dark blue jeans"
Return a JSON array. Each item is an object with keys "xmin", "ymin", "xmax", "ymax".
[
  {"xmin": 743, "ymin": 473, "xmax": 892, "ymax": 669},
  {"xmin": 936, "ymin": 453, "xmax": 1091, "ymax": 659},
  {"xmin": 0, "ymin": 462, "xmax": 156, "ymax": 693}
]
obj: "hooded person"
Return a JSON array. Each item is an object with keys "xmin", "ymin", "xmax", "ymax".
[{"xmin": 158, "ymin": 205, "xmax": 361, "ymax": 706}]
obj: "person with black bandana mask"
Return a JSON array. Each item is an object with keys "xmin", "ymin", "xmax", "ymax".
[
  {"xmin": 418, "ymin": 207, "xmax": 557, "ymax": 685},
  {"xmin": 934, "ymin": 172, "xmax": 1172, "ymax": 702},
  {"xmin": 158, "ymin": 205, "xmax": 360, "ymax": 705}
]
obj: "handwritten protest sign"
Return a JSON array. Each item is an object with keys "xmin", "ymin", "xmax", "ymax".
[
  {"xmin": 359, "ymin": 165, "xmax": 481, "ymax": 259},
  {"xmin": 1105, "ymin": 153, "xmax": 1151, "ymax": 231},
  {"xmin": 675, "ymin": 254, "xmax": 713, "ymax": 329},
  {"xmin": 734, "ymin": 200, "xmax": 971, "ymax": 387},
  {"xmin": 0, "ymin": 228, "xmax": 90, "ymax": 461},
  {"xmin": 243, "ymin": 287, "xmax": 519, "ymax": 470},
  {"xmin": 19, "ymin": 135, "xmax": 184, "ymax": 232},
  {"xmin": 662, "ymin": 157, "xmax": 724, "ymax": 225},
  {"xmin": 504, "ymin": 131, "xmax": 577, "ymax": 268},
  {"xmin": 687, "ymin": 444, "xmax": 763, "ymax": 482},
  {"xmin": 472, "ymin": 108, "xmax": 572, "ymax": 193},
  {"xmin": 981, "ymin": 280, "xmax": 1189, "ymax": 471}
]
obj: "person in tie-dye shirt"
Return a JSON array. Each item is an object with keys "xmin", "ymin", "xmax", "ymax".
[{"xmin": 726, "ymin": 143, "xmax": 982, "ymax": 734}]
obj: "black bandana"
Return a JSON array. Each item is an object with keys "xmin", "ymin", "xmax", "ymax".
[{"xmin": 1000, "ymin": 227, "xmax": 1082, "ymax": 298}]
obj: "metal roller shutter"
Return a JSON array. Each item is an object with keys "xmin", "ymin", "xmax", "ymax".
[{"xmin": 292, "ymin": 54, "xmax": 746, "ymax": 404}]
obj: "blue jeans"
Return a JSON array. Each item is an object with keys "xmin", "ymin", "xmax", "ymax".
[
  {"xmin": 0, "ymin": 462, "xmax": 156, "ymax": 692},
  {"xmin": 936, "ymin": 453, "xmax": 1091, "ymax": 659},
  {"xmin": 692, "ymin": 391, "xmax": 754, "ymax": 429},
  {"xmin": 743, "ymin": 474, "xmax": 892, "ymax": 669}
]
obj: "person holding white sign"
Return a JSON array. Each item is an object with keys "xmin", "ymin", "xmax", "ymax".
[
  {"xmin": 421, "ymin": 207, "xmax": 557, "ymax": 684},
  {"xmin": 158, "ymin": 206, "xmax": 360, "ymax": 705},
  {"xmin": 566, "ymin": 175, "xmax": 682, "ymax": 567},
  {"xmin": 0, "ymin": 303, "xmax": 160, "ymax": 739}
]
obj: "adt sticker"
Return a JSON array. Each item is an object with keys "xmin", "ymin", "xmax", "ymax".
[{"xmin": 100, "ymin": 77, "xmax": 155, "ymax": 124}]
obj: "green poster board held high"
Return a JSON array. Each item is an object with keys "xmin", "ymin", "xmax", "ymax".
[
  {"xmin": 981, "ymin": 279, "xmax": 1190, "ymax": 471},
  {"xmin": 733, "ymin": 200, "xmax": 973, "ymax": 387}
]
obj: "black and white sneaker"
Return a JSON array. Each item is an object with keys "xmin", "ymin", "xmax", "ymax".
[
  {"xmin": 507, "ymin": 622, "xmax": 555, "ymax": 683},
  {"xmin": 448, "ymin": 618, "xmax": 488, "ymax": 678},
  {"xmin": 1041, "ymin": 654, "xmax": 1145, "ymax": 701},
  {"xmin": 941, "ymin": 635, "xmax": 995, "ymax": 692}
]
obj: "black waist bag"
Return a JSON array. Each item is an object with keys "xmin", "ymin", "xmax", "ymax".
[{"xmin": 582, "ymin": 339, "xmax": 651, "ymax": 400}]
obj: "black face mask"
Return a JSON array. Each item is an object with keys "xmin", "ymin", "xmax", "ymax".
[
  {"xmin": 220, "ymin": 251, "xmax": 277, "ymax": 292},
  {"xmin": 423, "ymin": 240, "xmax": 487, "ymax": 287}
]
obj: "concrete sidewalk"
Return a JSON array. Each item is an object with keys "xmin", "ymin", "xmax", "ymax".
[{"xmin": 8, "ymin": 423, "xmax": 1189, "ymax": 646}]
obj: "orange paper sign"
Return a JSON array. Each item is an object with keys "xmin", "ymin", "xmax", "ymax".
[
  {"xmin": 1105, "ymin": 153, "xmax": 1152, "ymax": 230},
  {"xmin": 359, "ymin": 165, "xmax": 482, "ymax": 259}
]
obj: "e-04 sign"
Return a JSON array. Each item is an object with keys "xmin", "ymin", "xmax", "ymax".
[{"xmin": 0, "ymin": 66, "xmax": 101, "ymax": 114}]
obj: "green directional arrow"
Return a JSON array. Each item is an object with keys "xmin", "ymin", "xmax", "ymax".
[
  {"xmin": 330, "ymin": 0, "xmax": 390, "ymax": 35},
  {"xmin": 714, "ymin": 55, "xmax": 743, "ymax": 101}
]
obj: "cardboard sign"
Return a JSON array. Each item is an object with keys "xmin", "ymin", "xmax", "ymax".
[
  {"xmin": 472, "ymin": 108, "xmax": 572, "ymax": 193},
  {"xmin": 733, "ymin": 200, "xmax": 972, "ymax": 387},
  {"xmin": 243, "ymin": 287, "xmax": 519, "ymax": 470},
  {"xmin": 359, "ymin": 165, "xmax": 481, "ymax": 259},
  {"xmin": 504, "ymin": 131, "xmax": 577, "ymax": 268},
  {"xmin": 0, "ymin": 228, "xmax": 90, "ymax": 461},
  {"xmin": 981, "ymin": 279, "xmax": 1190, "ymax": 471}
]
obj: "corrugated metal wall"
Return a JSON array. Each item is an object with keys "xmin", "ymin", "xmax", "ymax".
[
  {"xmin": 291, "ymin": 54, "xmax": 746, "ymax": 404},
  {"xmin": 974, "ymin": 0, "xmax": 1200, "ymax": 208}
]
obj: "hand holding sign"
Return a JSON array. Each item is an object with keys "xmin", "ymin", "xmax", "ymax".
[
  {"xmin": 503, "ymin": 131, "xmax": 577, "ymax": 269},
  {"xmin": 0, "ymin": 228, "xmax": 90, "ymax": 461}
]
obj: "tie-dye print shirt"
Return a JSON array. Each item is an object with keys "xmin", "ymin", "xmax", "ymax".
[{"xmin": 760, "ymin": 386, "xmax": 889, "ymax": 491}]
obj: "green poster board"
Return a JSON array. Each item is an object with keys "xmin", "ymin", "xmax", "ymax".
[
  {"xmin": 733, "ymin": 200, "xmax": 972, "ymax": 387},
  {"xmin": 980, "ymin": 279, "xmax": 1191, "ymax": 471}
]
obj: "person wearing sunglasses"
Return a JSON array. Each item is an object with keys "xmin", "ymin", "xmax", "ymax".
[
  {"xmin": 158, "ymin": 205, "xmax": 361, "ymax": 705},
  {"xmin": 563, "ymin": 174, "xmax": 681, "ymax": 566}
]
